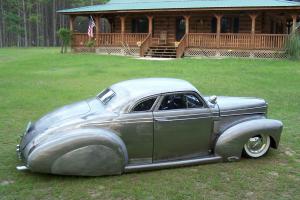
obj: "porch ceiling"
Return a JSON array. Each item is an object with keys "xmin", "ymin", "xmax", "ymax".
[{"xmin": 58, "ymin": 0, "xmax": 300, "ymax": 14}]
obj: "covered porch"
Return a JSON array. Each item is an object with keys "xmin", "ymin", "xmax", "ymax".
[{"xmin": 69, "ymin": 11, "xmax": 299, "ymax": 58}]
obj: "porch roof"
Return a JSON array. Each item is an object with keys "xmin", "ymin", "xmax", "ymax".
[{"xmin": 58, "ymin": 0, "xmax": 300, "ymax": 14}]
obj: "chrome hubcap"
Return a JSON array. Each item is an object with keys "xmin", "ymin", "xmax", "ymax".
[{"xmin": 245, "ymin": 135, "xmax": 268, "ymax": 155}]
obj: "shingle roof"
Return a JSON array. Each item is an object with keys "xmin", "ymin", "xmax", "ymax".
[{"xmin": 58, "ymin": 0, "xmax": 300, "ymax": 14}]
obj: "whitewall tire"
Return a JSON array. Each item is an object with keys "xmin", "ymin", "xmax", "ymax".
[{"xmin": 243, "ymin": 134, "xmax": 271, "ymax": 158}]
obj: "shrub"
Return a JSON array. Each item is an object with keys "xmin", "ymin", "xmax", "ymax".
[
  {"xmin": 285, "ymin": 29, "xmax": 300, "ymax": 60},
  {"xmin": 57, "ymin": 28, "xmax": 72, "ymax": 54},
  {"xmin": 84, "ymin": 40, "xmax": 95, "ymax": 48}
]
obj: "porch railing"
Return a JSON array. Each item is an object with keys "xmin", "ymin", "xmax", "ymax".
[
  {"xmin": 72, "ymin": 33, "xmax": 148, "ymax": 47},
  {"xmin": 122, "ymin": 33, "xmax": 148, "ymax": 46},
  {"xmin": 188, "ymin": 33, "xmax": 288, "ymax": 50},
  {"xmin": 253, "ymin": 34, "xmax": 288, "ymax": 50},
  {"xmin": 176, "ymin": 34, "xmax": 188, "ymax": 58},
  {"xmin": 72, "ymin": 33, "xmax": 89, "ymax": 47},
  {"xmin": 72, "ymin": 33, "xmax": 288, "ymax": 51},
  {"xmin": 189, "ymin": 33, "xmax": 217, "ymax": 48},
  {"xmin": 140, "ymin": 33, "xmax": 152, "ymax": 57}
]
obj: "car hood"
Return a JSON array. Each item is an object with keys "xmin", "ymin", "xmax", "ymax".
[
  {"xmin": 34, "ymin": 100, "xmax": 92, "ymax": 132},
  {"xmin": 20, "ymin": 98, "xmax": 112, "ymax": 151},
  {"xmin": 215, "ymin": 96, "xmax": 267, "ymax": 116}
]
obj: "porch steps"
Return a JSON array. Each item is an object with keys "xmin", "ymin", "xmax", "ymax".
[{"xmin": 146, "ymin": 46, "xmax": 177, "ymax": 58}]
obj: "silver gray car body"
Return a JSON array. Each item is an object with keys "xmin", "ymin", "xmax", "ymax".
[{"xmin": 16, "ymin": 78, "xmax": 283, "ymax": 176}]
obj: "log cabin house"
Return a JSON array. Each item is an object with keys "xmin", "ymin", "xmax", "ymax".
[{"xmin": 58, "ymin": 0, "xmax": 300, "ymax": 58}]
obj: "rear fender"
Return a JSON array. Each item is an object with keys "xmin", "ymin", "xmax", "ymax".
[
  {"xmin": 215, "ymin": 119, "xmax": 283, "ymax": 161},
  {"xmin": 27, "ymin": 128, "xmax": 128, "ymax": 176}
]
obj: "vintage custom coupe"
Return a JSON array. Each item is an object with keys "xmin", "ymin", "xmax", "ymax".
[{"xmin": 17, "ymin": 78, "xmax": 283, "ymax": 176}]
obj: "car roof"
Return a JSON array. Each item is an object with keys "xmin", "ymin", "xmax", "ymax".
[
  {"xmin": 110, "ymin": 78, "xmax": 199, "ymax": 99},
  {"xmin": 104, "ymin": 78, "xmax": 203, "ymax": 113}
]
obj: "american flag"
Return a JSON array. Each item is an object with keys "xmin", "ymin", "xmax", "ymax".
[{"xmin": 88, "ymin": 16, "xmax": 96, "ymax": 38}]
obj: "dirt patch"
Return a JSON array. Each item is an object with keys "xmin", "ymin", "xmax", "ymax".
[
  {"xmin": 88, "ymin": 185, "xmax": 106, "ymax": 198},
  {"xmin": 135, "ymin": 57, "xmax": 175, "ymax": 61},
  {"xmin": 0, "ymin": 180, "xmax": 14, "ymax": 186},
  {"xmin": 268, "ymin": 171, "xmax": 279, "ymax": 177}
]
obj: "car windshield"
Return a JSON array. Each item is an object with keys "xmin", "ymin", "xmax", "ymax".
[{"xmin": 97, "ymin": 88, "xmax": 116, "ymax": 105}]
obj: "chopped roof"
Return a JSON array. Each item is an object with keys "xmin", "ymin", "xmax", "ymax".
[
  {"xmin": 110, "ymin": 78, "xmax": 198, "ymax": 99},
  {"xmin": 58, "ymin": 0, "xmax": 300, "ymax": 14}
]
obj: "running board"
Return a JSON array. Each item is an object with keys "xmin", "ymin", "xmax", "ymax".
[{"xmin": 124, "ymin": 156, "xmax": 222, "ymax": 173}]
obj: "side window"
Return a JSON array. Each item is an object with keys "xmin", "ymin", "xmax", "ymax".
[
  {"xmin": 133, "ymin": 97, "xmax": 157, "ymax": 112},
  {"xmin": 159, "ymin": 94, "xmax": 186, "ymax": 110},
  {"xmin": 186, "ymin": 94, "xmax": 204, "ymax": 108},
  {"xmin": 159, "ymin": 93, "xmax": 204, "ymax": 111}
]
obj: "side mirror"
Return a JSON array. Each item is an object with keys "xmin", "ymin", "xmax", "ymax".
[{"xmin": 209, "ymin": 95, "xmax": 217, "ymax": 104}]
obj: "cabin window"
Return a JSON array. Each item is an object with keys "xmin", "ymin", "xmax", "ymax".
[
  {"xmin": 133, "ymin": 97, "xmax": 157, "ymax": 112},
  {"xmin": 222, "ymin": 17, "xmax": 240, "ymax": 33},
  {"xmin": 159, "ymin": 93, "xmax": 204, "ymax": 111},
  {"xmin": 211, "ymin": 16, "xmax": 239, "ymax": 33},
  {"xmin": 233, "ymin": 17, "xmax": 239, "ymax": 33},
  {"xmin": 131, "ymin": 18, "xmax": 148, "ymax": 33},
  {"xmin": 211, "ymin": 18, "xmax": 217, "ymax": 33}
]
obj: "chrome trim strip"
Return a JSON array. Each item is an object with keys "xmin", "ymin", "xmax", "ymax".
[
  {"xmin": 155, "ymin": 112, "xmax": 212, "ymax": 118},
  {"xmin": 220, "ymin": 106, "xmax": 267, "ymax": 113},
  {"xmin": 154, "ymin": 116, "xmax": 210, "ymax": 122},
  {"xmin": 124, "ymin": 156, "xmax": 222, "ymax": 172},
  {"xmin": 86, "ymin": 120, "xmax": 153, "ymax": 126},
  {"xmin": 220, "ymin": 112, "xmax": 266, "ymax": 117}
]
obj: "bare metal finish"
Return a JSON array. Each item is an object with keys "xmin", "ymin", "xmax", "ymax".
[{"xmin": 16, "ymin": 78, "xmax": 283, "ymax": 176}]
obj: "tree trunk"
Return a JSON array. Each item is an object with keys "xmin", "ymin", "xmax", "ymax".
[
  {"xmin": 18, "ymin": 6, "xmax": 22, "ymax": 47},
  {"xmin": 0, "ymin": 0, "xmax": 3, "ymax": 47},
  {"xmin": 28, "ymin": 3, "xmax": 32, "ymax": 46},
  {"xmin": 53, "ymin": 0, "xmax": 57, "ymax": 46},
  {"xmin": 0, "ymin": 0, "xmax": 5, "ymax": 47},
  {"xmin": 64, "ymin": 44, "xmax": 67, "ymax": 53},
  {"xmin": 22, "ymin": 0, "xmax": 28, "ymax": 47},
  {"xmin": 36, "ymin": 2, "xmax": 40, "ymax": 46},
  {"xmin": 61, "ymin": 41, "xmax": 64, "ymax": 53}
]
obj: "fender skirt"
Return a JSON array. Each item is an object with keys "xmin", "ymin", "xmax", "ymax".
[
  {"xmin": 27, "ymin": 128, "xmax": 128, "ymax": 176},
  {"xmin": 215, "ymin": 119, "xmax": 283, "ymax": 161}
]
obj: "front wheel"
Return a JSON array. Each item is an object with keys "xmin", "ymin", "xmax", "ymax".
[{"xmin": 243, "ymin": 134, "xmax": 271, "ymax": 158}]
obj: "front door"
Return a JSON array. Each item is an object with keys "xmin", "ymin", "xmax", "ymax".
[
  {"xmin": 176, "ymin": 17, "xmax": 186, "ymax": 41},
  {"xmin": 153, "ymin": 92, "xmax": 213, "ymax": 162},
  {"xmin": 118, "ymin": 96, "xmax": 158, "ymax": 165}
]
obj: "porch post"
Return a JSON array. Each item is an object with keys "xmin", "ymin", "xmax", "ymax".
[
  {"xmin": 250, "ymin": 14, "xmax": 257, "ymax": 49},
  {"xmin": 215, "ymin": 14, "xmax": 222, "ymax": 48},
  {"xmin": 184, "ymin": 15, "xmax": 190, "ymax": 34},
  {"xmin": 94, "ymin": 15, "xmax": 100, "ymax": 47},
  {"xmin": 69, "ymin": 15, "xmax": 75, "ymax": 32},
  {"xmin": 291, "ymin": 15, "xmax": 297, "ymax": 32},
  {"xmin": 147, "ymin": 15, "xmax": 153, "ymax": 34},
  {"xmin": 250, "ymin": 14, "xmax": 257, "ymax": 34},
  {"xmin": 120, "ymin": 16, "xmax": 126, "ymax": 43},
  {"xmin": 94, "ymin": 15, "xmax": 100, "ymax": 34},
  {"xmin": 184, "ymin": 16, "xmax": 190, "ymax": 47},
  {"xmin": 69, "ymin": 15, "xmax": 75, "ymax": 49}
]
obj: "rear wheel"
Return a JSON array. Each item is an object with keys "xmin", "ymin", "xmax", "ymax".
[{"xmin": 243, "ymin": 134, "xmax": 270, "ymax": 158}]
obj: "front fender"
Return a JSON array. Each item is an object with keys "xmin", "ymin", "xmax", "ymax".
[
  {"xmin": 215, "ymin": 119, "xmax": 283, "ymax": 161},
  {"xmin": 27, "ymin": 128, "xmax": 128, "ymax": 176}
]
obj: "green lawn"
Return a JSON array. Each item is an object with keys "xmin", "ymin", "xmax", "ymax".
[{"xmin": 0, "ymin": 48, "xmax": 299, "ymax": 200}]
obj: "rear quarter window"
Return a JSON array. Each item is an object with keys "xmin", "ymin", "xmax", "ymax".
[{"xmin": 132, "ymin": 97, "xmax": 157, "ymax": 112}]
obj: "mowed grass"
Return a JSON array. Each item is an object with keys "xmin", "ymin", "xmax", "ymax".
[{"xmin": 0, "ymin": 48, "xmax": 299, "ymax": 200}]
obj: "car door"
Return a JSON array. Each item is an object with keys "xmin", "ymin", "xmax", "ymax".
[
  {"xmin": 153, "ymin": 92, "xmax": 213, "ymax": 162},
  {"xmin": 118, "ymin": 96, "xmax": 158, "ymax": 165}
]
